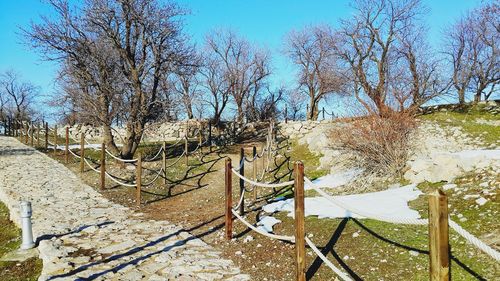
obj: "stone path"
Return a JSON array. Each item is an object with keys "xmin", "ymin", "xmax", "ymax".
[{"xmin": 0, "ymin": 136, "xmax": 249, "ymax": 281}]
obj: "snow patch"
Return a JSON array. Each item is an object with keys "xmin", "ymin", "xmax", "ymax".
[
  {"xmin": 304, "ymin": 168, "xmax": 363, "ymax": 190},
  {"xmin": 263, "ymin": 185, "xmax": 423, "ymax": 220},
  {"xmin": 256, "ymin": 216, "xmax": 281, "ymax": 233}
]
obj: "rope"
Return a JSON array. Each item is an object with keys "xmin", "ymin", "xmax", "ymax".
[
  {"xmin": 232, "ymin": 168, "xmax": 294, "ymax": 188},
  {"xmin": 141, "ymin": 168, "xmax": 164, "ymax": 187},
  {"xmin": 105, "ymin": 149, "xmax": 138, "ymax": 163},
  {"xmin": 305, "ymin": 178, "xmax": 500, "ymax": 260},
  {"xmin": 232, "ymin": 158, "xmax": 245, "ymax": 172},
  {"xmin": 166, "ymin": 138, "xmax": 183, "ymax": 148},
  {"xmin": 104, "ymin": 172, "xmax": 137, "ymax": 187},
  {"xmin": 68, "ymin": 148, "xmax": 82, "ymax": 159},
  {"xmin": 83, "ymin": 157, "xmax": 101, "ymax": 173},
  {"xmin": 164, "ymin": 150, "xmax": 186, "ymax": 168},
  {"xmin": 448, "ymin": 220, "xmax": 500, "ymax": 261},
  {"xmin": 234, "ymin": 189, "xmax": 246, "ymax": 210},
  {"xmin": 231, "ymin": 209, "xmax": 295, "ymax": 242},
  {"xmin": 143, "ymin": 146, "xmax": 164, "ymax": 162},
  {"xmin": 305, "ymin": 237, "xmax": 353, "ymax": 281}
]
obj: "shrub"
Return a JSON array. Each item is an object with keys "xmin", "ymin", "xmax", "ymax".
[{"xmin": 330, "ymin": 111, "xmax": 417, "ymax": 177}]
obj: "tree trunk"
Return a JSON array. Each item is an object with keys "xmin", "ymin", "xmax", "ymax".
[
  {"xmin": 457, "ymin": 88, "xmax": 466, "ymax": 105},
  {"xmin": 236, "ymin": 102, "xmax": 244, "ymax": 123},
  {"xmin": 101, "ymin": 123, "xmax": 120, "ymax": 154},
  {"xmin": 307, "ymin": 96, "xmax": 319, "ymax": 120}
]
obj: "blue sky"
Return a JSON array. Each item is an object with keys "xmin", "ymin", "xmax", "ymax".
[{"xmin": 0, "ymin": 0, "xmax": 482, "ymax": 117}]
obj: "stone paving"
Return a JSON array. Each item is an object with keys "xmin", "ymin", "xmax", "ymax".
[{"xmin": 0, "ymin": 136, "xmax": 249, "ymax": 281}]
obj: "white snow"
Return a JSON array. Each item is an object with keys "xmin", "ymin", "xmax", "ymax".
[
  {"xmin": 452, "ymin": 150, "xmax": 500, "ymax": 160},
  {"xmin": 263, "ymin": 185, "xmax": 423, "ymax": 220},
  {"xmin": 304, "ymin": 168, "xmax": 363, "ymax": 190},
  {"xmin": 442, "ymin": 183, "xmax": 457, "ymax": 190},
  {"xmin": 51, "ymin": 143, "xmax": 122, "ymax": 150},
  {"xmin": 256, "ymin": 216, "xmax": 282, "ymax": 233},
  {"xmin": 475, "ymin": 197, "xmax": 488, "ymax": 206}
]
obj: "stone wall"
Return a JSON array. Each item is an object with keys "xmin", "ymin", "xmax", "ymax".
[{"xmin": 57, "ymin": 119, "xmax": 211, "ymax": 143}]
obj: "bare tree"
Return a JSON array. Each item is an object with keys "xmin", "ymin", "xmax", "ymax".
[
  {"xmin": 337, "ymin": 0, "xmax": 429, "ymax": 115},
  {"xmin": 469, "ymin": 2, "xmax": 499, "ymax": 102},
  {"xmin": 284, "ymin": 25, "xmax": 342, "ymax": 120},
  {"xmin": 171, "ymin": 53, "xmax": 201, "ymax": 120},
  {"xmin": 25, "ymin": 0, "xmax": 189, "ymax": 158},
  {"xmin": 200, "ymin": 54, "xmax": 230, "ymax": 126},
  {"xmin": 284, "ymin": 89, "xmax": 306, "ymax": 121},
  {"xmin": 391, "ymin": 22, "xmax": 450, "ymax": 111},
  {"xmin": 246, "ymin": 86, "xmax": 284, "ymax": 122},
  {"xmin": 444, "ymin": 13, "xmax": 479, "ymax": 104},
  {"xmin": 0, "ymin": 70, "xmax": 39, "ymax": 121},
  {"xmin": 206, "ymin": 30, "xmax": 270, "ymax": 122}
]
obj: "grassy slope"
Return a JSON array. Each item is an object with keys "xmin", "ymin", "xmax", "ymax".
[
  {"xmin": 272, "ymin": 108, "xmax": 499, "ymax": 280},
  {"xmin": 0, "ymin": 202, "xmax": 42, "ymax": 281},
  {"xmin": 420, "ymin": 104, "xmax": 500, "ymax": 146}
]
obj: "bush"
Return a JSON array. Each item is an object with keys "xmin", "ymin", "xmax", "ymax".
[{"xmin": 330, "ymin": 112, "xmax": 417, "ymax": 177}]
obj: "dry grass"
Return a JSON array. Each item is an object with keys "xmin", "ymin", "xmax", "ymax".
[{"xmin": 330, "ymin": 111, "xmax": 417, "ymax": 177}]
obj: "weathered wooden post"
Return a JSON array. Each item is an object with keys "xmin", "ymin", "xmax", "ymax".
[
  {"xmin": 253, "ymin": 146, "xmax": 257, "ymax": 201},
  {"xmin": 225, "ymin": 157, "xmax": 233, "ymax": 240},
  {"xmin": 100, "ymin": 142, "xmax": 106, "ymax": 190},
  {"xmin": 428, "ymin": 189, "xmax": 450, "ymax": 281},
  {"xmin": 24, "ymin": 122, "xmax": 29, "ymax": 144},
  {"xmin": 262, "ymin": 143, "xmax": 267, "ymax": 177},
  {"xmin": 198, "ymin": 123, "xmax": 202, "ymax": 145},
  {"xmin": 162, "ymin": 141, "xmax": 167, "ymax": 185},
  {"xmin": 285, "ymin": 106, "xmax": 288, "ymax": 123},
  {"xmin": 80, "ymin": 133, "xmax": 85, "ymax": 173},
  {"xmin": 53, "ymin": 125, "xmax": 57, "ymax": 155},
  {"xmin": 322, "ymin": 107, "xmax": 325, "ymax": 120},
  {"xmin": 65, "ymin": 127, "xmax": 69, "ymax": 163},
  {"xmin": 36, "ymin": 123, "xmax": 40, "ymax": 146},
  {"xmin": 306, "ymin": 104, "xmax": 309, "ymax": 120},
  {"xmin": 136, "ymin": 153, "xmax": 142, "ymax": 207},
  {"xmin": 208, "ymin": 122, "xmax": 212, "ymax": 153},
  {"xmin": 239, "ymin": 147, "xmax": 245, "ymax": 215},
  {"xmin": 44, "ymin": 122, "xmax": 48, "ymax": 150},
  {"xmin": 30, "ymin": 122, "xmax": 34, "ymax": 146},
  {"xmin": 185, "ymin": 133, "xmax": 189, "ymax": 166},
  {"xmin": 294, "ymin": 161, "xmax": 306, "ymax": 281}
]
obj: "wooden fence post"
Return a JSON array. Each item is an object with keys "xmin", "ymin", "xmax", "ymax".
[
  {"xmin": 239, "ymin": 147, "xmax": 245, "ymax": 215},
  {"xmin": 53, "ymin": 125, "xmax": 57, "ymax": 156},
  {"xmin": 198, "ymin": 124, "xmax": 202, "ymax": 145},
  {"xmin": 253, "ymin": 146, "xmax": 257, "ymax": 201},
  {"xmin": 208, "ymin": 122, "xmax": 212, "ymax": 152},
  {"xmin": 162, "ymin": 141, "xmax": 167, "ymax": 185},
  {"xmin": 185, "ymin": 134, "xmax": 189, "ymax": 166},
  {"xmin": 65, "ymin": 127, "xmax": 69, "ymax": 163},
  {"xmin": 285, "ymin": 106, "xmax": 288, "ymax": 123},
  {"xmin": 30, "ymin": 122, "xmax": 34, "ymax": 146},
  {"xmin": 100, "ymin": 142, "xmax": 106, "ymax": 190},
  {"xmin": 225, "ymin": 157, "xmax": 233, "ymax": 240},
  {"xmin": 24, "ymin": 122, "xmax": 29, "ymax": 144},
  {"xmin": 37, "ymin": 123, "xmax": 40, "ymax": 146},
  {"xmin": 294, "ymin": 161, "xmax": 306, "ymax": 281},
  {"xmin": 428, "ymin": 189, "xmax": 450, "ymax": 281},
  {"xmin": 322, "ymin": 107, "xmax": 325, "ymax": 120},
  {"xmin": 80, "ymin": 133, "xmax": 85, "ymax": 173},
  {"xmin": 44, "ymin": 122, "xmax": 48, "ymax": 150},
  {"xmin": 136, "ymin": 152, "xmax": 142, "ymax": 207}
]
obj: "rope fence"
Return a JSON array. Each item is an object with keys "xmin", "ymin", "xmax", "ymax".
[
  {"xmin": 225, "ymin": 143, "xmax": 500, "ymax": 281},
  {"xmin": 9, "ymin": 119, "xmax": 218, "ymax": 207}
]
